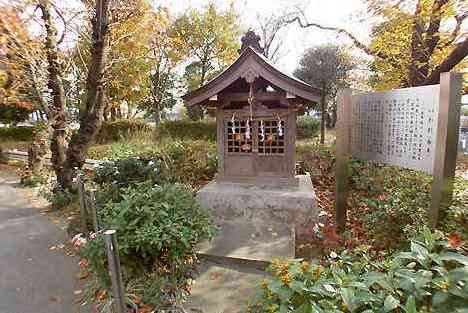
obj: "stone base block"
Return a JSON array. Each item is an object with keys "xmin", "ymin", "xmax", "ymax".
[
  {"xmin": 196, "ymin": 175, "xmax": 318, "ymax": 261},
  {"xmin": 196, "ymin": 175, "xmax": 318, "ymax": 223}
]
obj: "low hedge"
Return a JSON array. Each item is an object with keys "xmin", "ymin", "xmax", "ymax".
[
  {"xmin": 154, "ymin": 116, "xmax": 320, "ymax": 142},
  {"xmin": 0, "ymin": 116, "xmax": 320, "ymax": 144},
  {"xmin": 97, "ymin": 119, "xmax": 153, "ymax": 143},
  {"xmin": 0, "ymin": 126, "xmax": 34, "ymax": 141},
  {"xmin": 155, "ymin": 120, "xmax": 217, "ymax": 141}
]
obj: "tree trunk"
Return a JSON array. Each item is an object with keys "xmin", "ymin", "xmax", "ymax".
[
  {"xmin": 60, "ymin": 0, "xmax": 110, "ymax": 190},
  {"xmin": 325, "ymin": 112, "xmax": 332, "ymax": 129},
  {"xmin": 39, "ymin": 0, "xmax": 68, "ymax": 188},
  {"xmin": 110, "ymin": 107, "xmax": 117, "ymax": 120},
  {"xmin": 330, "ymin": 104, "xmax": 337, "ymax": 128},
  {"xmin": 187, "ymin": 62, "xmax": 208, "ymax": 120},
  {"xmin": 27, "ymin": 124, "xmax": 51, "ymax": 176},
  {"xmin": 320, "ymin": 94, "xmax": 326, "ymax": 144},
  {"xmin": 407, "ymin": 0, "xmax": 424, "ymax": 86},
  {"xmin": 154, "ymin": 102, "xmax": 161, "ymax": 124}
]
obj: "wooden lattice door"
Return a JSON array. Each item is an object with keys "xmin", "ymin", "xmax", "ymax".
[{"xmin": 223, "ymin": 110, "xmax": 291, "ymax": 179}]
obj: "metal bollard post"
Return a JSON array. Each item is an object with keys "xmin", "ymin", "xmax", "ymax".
[
  {"xmin": 104, "ymin": 230, "xmax": 126, "ymax": 313},
  {"xmin": 76, "ymin": 173, "xmax": 88, "ymax": 233},
  {"xmin": 87, "ymin": 189, "xmax": 100, "ymax": 232}
]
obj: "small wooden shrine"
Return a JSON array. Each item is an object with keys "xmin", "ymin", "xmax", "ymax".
[{"xmin": 183, "ymin": 31, "xmax": 322, "ymax": 186}]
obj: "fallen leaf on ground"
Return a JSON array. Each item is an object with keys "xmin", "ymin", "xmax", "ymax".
[
  {"xmin": 96, "ymin": 289, "xmax": 107, "ymax": 300},
  {"xmin": 448, "ymin": 233, "xmax": 461, "ymax": 248},
  {"xmin": 210, "ymin": 271, "xmax": 223, "ymax": 280},
  {"xmin": 73, "ymin": 290, "xmax": 83, "ymax": 295},
  {"xmin": 128, "ymin": 293, "xmax": 142, "ymax": 305},
  {"xmin": 76, "ymin": 271, "xmax": 90, "ymax": 279}
]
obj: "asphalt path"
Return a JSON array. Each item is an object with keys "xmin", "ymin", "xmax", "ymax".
[{"xmin": 0, "ymin": 170, "xmax": 83, "ymax": 313}]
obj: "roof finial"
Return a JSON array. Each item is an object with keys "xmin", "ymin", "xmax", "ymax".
[{"xmin": 239, "ymin": 30, "xmax": 264, "ymax": 55}]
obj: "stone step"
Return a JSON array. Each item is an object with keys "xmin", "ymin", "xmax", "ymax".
[
  {"xmin": 197, "ymin": 218, "xmax": 294, "ymax": 261},
  {"xmin": 184, "ymin": 260, "xmax": 266, "ymax": 313}
]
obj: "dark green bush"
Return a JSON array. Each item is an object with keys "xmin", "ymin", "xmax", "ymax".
[
  {"xmin": 248, "ymin": 229, "xmax": 468, "ymax": 313},
  {"xmin": 78, "ymin": 183, "xmax": 215, "ymax": 308},
  {"xmin": 97, "ymin": 119, "xmax": 153, "ymax": 143},
  {"xmin": 0, "ymin": 106, "xmax": 31, "ymax": 124},
  {"xmin": 85, "ymin": 139, "xmax": 217, "ymax": 309},
  {"xmin": 0, "ymin": 126, "xmax": 34, "ymax": 141},
  {"xmin": 297, "ymin": 115, "xmax": 320, "ymax": 139},
  {"xmin": 155, "ymin": 119, "xmax": 217, "ymax": 141}
]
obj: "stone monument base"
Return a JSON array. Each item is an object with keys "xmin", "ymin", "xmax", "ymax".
[{"xmin": 196, "ymin": 175, "xmax": 318, "ymax": 261}]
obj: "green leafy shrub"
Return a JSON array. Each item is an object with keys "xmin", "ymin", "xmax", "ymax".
[
  {"xmin": 97, "ymin": 119, "xmax": 153, "ymax": 143},
  {"xmin": 94, "ymin": 157, "xmax": 160, "ymax": 187},
  {"xmin": 44, "ymin": 186, "xmax": 78, "ymax": 209},
  {"xmin": 248, "ymin": 230, "xmax": 468, "ymax": 313},
  {"xmin": 155, "ymin": 119, "xmax": 217, "ymax": 141},
  {"xmin": 0, "ymin": 125, "xmax": 34, "ymax": 141},
  {"xmin": 93, "ymin": 140, "xmax": 217, "ymax": 189},
  {"xmin": 440, "ymin": 178, "xmax": 468, "ymax": 242},
  {"xmin": 88, "ymin": 142, "xmax": 140, "ymax": 160},
  {"xmin": 297, "ymin": 115, "xmax": 320, "ymax": 139},
  {"xmin": 153, "ymin": 140, "xmax": 217, "ymax": 186},
  {"xmin": 78, "ymin": 183, "xmax": 215, "ymax": 308}
]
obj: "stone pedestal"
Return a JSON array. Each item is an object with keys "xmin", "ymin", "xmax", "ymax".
[{"xmin": 196, "ymin": 175, "xmax": 318, "ymax": 261}]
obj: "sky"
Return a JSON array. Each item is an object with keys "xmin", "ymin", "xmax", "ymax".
[
  {"xmin": 157, "ymin": 0, "xmax": 370, "ymax": 73},
  {"xmin": 156, "ymin": 0, "xmax": 467, "ymax": 104}
]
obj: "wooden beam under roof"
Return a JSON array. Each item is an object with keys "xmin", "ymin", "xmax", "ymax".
[{"xmin": 218, "ymin": 91, "xmax": 287, "ymax": 102}]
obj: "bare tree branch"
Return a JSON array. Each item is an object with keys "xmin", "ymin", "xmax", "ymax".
[
  {"xmin": 256, "ymin": 12, "xmax": 291, "ymax": 62},
  {"xmin": 50, "ymin": 2, "xmax": 67, "ymax": 45},
  {"xmin": 285, "ymin": 15, "xmax": 385, "ymax": 59}
]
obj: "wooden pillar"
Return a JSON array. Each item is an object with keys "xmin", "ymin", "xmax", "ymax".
[
  {"xmin": 216, "ymin": 108, "xmax": 225, "ymax": 176},
  {"xmin": 335, "ymin": 89, "xmax": 352, "ymax": 231},
  {"xmin": 287, "ymin": 109, "xmax": 297, "ymax": 179},
  {"xmin": 430, "ymin": 72, "xmax": 462, "ymax": 228}
]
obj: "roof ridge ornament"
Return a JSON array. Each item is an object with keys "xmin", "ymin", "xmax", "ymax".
[
  {"xmin": 241, "ymin": 68, "xmax": 259, "ymax": 84},
  {"xmin": 239, "ymin": 30, "xmax": 264, "ymax": 55}
]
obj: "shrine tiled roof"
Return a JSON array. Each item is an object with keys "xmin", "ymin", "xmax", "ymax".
[{"xmin": 182, "ymin": 46, "xmax": 323, "ymax": 106}]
